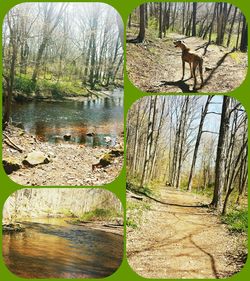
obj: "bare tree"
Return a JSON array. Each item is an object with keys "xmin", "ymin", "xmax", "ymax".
[{"xmin": 211, "ymin": 96, "xmax": 230, "ymax": 210}]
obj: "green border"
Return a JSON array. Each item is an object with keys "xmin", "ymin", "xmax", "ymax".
[{"xmin": 0, "ymin": 0, "xmax": 249, "ymax": 280}]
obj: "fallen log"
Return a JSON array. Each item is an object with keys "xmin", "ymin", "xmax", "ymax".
[
  {"xmin": 3, "ymin": 133, "xmax": 23, "ymax": 152},
  {"xmin": 85, "ymin": 87, "xmax": 100, "ymax": 98},
  {"xmin": 126, "ymin": 190, "xmax": 144, "ymax": 201}
]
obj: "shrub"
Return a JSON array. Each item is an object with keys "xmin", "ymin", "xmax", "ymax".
[
  {"xmin": 14, "ymin": 77, "xmax": 36, "ymax": 93},
  {"xmin": 79, "ymin": 208, "xmax": 119, "ymax": 222},
  {"xmin": 222, "ymin": 209, "xmax": 248, "ymax": 233}
]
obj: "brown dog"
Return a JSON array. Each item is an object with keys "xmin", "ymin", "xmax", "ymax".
[{"xmin": 174, "ymin": 40, "xmax": 203, "ymax": 89}]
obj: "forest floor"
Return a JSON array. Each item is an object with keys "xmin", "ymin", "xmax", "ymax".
[
  {"xmin": 126, "ymin": 31, "xmax": 248, "ymax": 93},
  {"xmin": 2, "ymin": 125, "xmax": 123, "ymax": 186},
  {"xmin": 127, "ymin": 187, "xmax": 247, "ymax": 278}
]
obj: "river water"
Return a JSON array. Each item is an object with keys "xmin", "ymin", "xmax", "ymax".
[
  {"xmin": 11, "ymin": 88, "xmax": 123, "ymax": 146},
  {"xmin": 2, "ymin": 218, "xmax": 123, "ymax": 278}
]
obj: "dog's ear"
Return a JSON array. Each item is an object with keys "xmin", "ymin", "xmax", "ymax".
[{"xmin": 181, "ymin": 40, "xmax": 185, "ymax": 44}]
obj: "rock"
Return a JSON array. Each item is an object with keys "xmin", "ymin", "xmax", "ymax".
[
  {"xmin": 48, "ymin": 151, "xmax": 56, "ymax": 159},
  {"xmin": 109, "ymin": 149, "xmax": 124, "ymax": 157},
  {"xmin": 3, "ymin": 157, "xmax": 22, "ymax": 174},
  {"xmin": 104, "ymin": 136, "xmax": 112, "ymax": 143},
  {"xmin": 3, "ymin": 223, "xmax": 24, "ymax": 233},
  {"xmin": 63, "ymin": 134, "xmax": 71, "ymax": 141},
  {"xmin": 92, "ymin": 154, "xmax": 112, "ymax": 170},
  {"xmin": 23, "ymin": 151, "xmax": 50, "ymax": 167},
  {"xmin": 92, "ymin": 149, "xmax": 123, "ymax": 170}
]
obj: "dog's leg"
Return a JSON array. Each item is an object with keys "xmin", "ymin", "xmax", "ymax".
[
  {"xmin": 199, "ymin": 59, "xmax": 204, "ymax": 86},
  {"xmin": 189, "ymin": 62, "xmax": 193, "ymax": 78},
  {"xmin": 181, "ymin": 60, "xmax": 185, "ymax": 80},
  {"xmin": 193, "ymin": 62, "xmax": 199, "ymax": 89}
]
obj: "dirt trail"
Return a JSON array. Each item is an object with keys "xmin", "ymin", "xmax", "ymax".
[
  {"xmin": 127, "ymin": 187, "xmax": 243, "ymax": 278},
  {"xmin": 126, "ymin": 32, "xmax": 247, "ymax": 93}
]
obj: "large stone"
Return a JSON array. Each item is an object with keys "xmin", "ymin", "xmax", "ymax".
[
  {"xmin": 104, "ymin": 136, "xmax": 112, "ymax": 143},
  {"xmin": 109, "ymin": 149, "xmax": 124, "ymax": 157},
  {"xmin": 3, "ymin": 157, "xmax": 22, "ymax": 174},
  {"xmin": 63, "ymin": 134, "xmax": 71, "ymax": 141},
  {"xmin": 23, "ymin": 151, "xmax": 50, "ymax": 167},
  {"xmin": 92, "ymin": 149, "xmax": 123, "ymax": 170}
]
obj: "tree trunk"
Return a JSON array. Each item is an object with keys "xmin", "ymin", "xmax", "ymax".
[
  {"xmin": 192, "ymin": 3, "xmax": 197, "ymax": 36},
  {"xmin": 158, "ymin": 3, "xmax": 162, "ymax": 38},
  {"xmin": 187, "ymin": 96, "xmax": 213, "ymax": 191},
  {"xmin": 140, "ymin": 97, "xmax": 154, "ymax": 187},
  {"xmin": 210, "ymin": 96, "xmax": 230, "ymax": 210},
  {"xmin": 208, "ymin": 3, "xmax": 217, "ymax": 43},
  {"xmin": 227, "ymin": 7, "xmax": 237, "ymax": 47},
  {"xmin": 240, "ymin": 15, "xmax": 248, "ymax": 52},
  {"xmin": 137, "ymin": 4, "xmax": 145, "ymax": 43}
]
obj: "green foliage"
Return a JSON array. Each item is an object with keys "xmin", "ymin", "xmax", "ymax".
[
  {"xmin": 127, "ymin": 181, "xmax": 153, "ymax": 197},
  {"xmin": 195, "ymin": 185, "xmax": 214, "ymax": 197},
  {"xmin": 13, "ymin": 75, "xmax": 90, "ymax": 99},
  {"xmin": 126, "ymin": 219, "xmax": 138, "ymax": 229},
  {"xmin": 148, "ymin": 17, "xmax": 158, "ymax": 31},
  {"xmin": 44, "ymin": 208, "xmax": 53, "ymax": 214},
  {"xmin": 138, "ymin": 186, "xmax": 153, "ymax": 196},
  {"xmin": 230, "ymin": 51, "xmax": 241, "ymax": 63},
  {"xmin": 59, "ymin": 208, "xmax": 75, "ymax": 217},
  {"xmin": 79, "ymin": 208, "xmax": 120, "ymax": 222},
  {"xmin": 14, "ymin": 76, "xmax": 36, "ymax": 93},
  {"xmin": 222, "ymin": 209, "xmax": 248, "ymax": 233},
  {"xmin": 126, "ymin": 200, "xmax": 150, "ymax": 229}
]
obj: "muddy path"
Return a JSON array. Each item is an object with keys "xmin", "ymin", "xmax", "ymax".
[
  {"xmin": 126, "ymin": 32, "xmax": 247, "ymax": 93},
  {"xmin": 127, "ymin": 187, "xmax": 245, "ymax": 278}
]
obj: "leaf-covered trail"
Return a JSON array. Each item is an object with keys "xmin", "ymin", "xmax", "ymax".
[{"xmin": 127, "ymin": 188, "xmax": 242, "ymax": 278}]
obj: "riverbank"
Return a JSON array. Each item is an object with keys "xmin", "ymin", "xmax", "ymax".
[
  {"xmin": 3, "ymin": 217, "xmax": 123, "ymax": 236},
  {"xmin": 3, "ymin": 125, "xmax": 124, "ymax": 186},
  {"xmin": 11, "ymin": 75, "xmax": 123, "ymax": 102}
]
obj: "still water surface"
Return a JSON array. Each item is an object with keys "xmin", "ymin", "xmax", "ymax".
[
  {"xmin": 11, "ymin": 88, "xmax": 123, "ymax": 146},
  {"xmin": 3, "ymin": 218, "xmax": 123, "ymax": 278}
]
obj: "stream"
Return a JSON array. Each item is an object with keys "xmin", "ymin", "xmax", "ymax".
[
  {"xmin": 2, "ymin": 218, "xmax": 123, "ymax": 278},
  {"xmin": 11, "ymin": 88, "xmax": 123, "ymax": 146}
]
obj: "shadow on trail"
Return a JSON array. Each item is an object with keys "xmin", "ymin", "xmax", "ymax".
[
  {"xmin": 155, "ymin": 79, "xmax": 197, "ymax": 93},
  {"xmin": 195, "ymin": 41, "xmax": 213, "ymax": 56},
  {"xmin": 134, "ymin": 190, "xmax": 209, "ymax": 209},
  {"xmin": 126, "ymin": 37, "xmax": 143, "ymax": 44},
  {"xmin": 190, "ymin": 234, "xmax": 219, "ymax": 278},
  {"xmin": 203, "ymin": 49, "xmax": 235, "ymax": 86}
]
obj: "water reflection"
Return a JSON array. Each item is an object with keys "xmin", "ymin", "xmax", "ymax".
[
  {"xmin": 11, "ymin": 89, "xmax": 123, "ymax": 146},
  {"xmin": 3, "ymin": 218, "xmax": 123, "ymax": 278}
]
